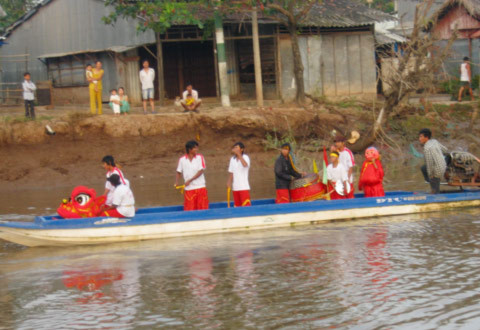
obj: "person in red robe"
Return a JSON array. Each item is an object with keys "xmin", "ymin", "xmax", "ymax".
[{"xmin": 359, "ymin": 147, "xmax": 385, "ymax": 197}]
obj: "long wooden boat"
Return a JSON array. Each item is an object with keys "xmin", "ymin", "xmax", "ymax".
[{"xmin": 1, "ymin": 190, "xmax": 480, "ymax": 247}]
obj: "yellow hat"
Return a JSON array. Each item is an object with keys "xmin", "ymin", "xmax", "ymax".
[{"xmin": 347, "ymin": 131, "xmax": 360, "ymax": 144}]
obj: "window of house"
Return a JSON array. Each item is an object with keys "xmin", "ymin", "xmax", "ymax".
[{"xmin": 47, "ymin": 54, "xmax": 92, "ymax": 87}]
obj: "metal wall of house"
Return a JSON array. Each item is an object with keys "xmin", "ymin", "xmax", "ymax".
[
  {"xmin": 0, "ymin": 0, "xmax": 154, "ymax": 94},
  {"xmin": 225, "ymin": 39, "xmax": 240, "ymax": 96},
  {"xmin": 279, "ymin": 31, "xmax": 377, "ymax": 101}
]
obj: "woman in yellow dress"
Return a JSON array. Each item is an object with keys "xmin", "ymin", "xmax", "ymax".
[{"xmin": 89, "ymin": 61, "xmax": 104, "ymax": 115}]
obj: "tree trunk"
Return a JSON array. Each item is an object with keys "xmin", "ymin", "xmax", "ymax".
[
  {"xmin": 252, "ymin": 7, "xmax": 264, "ymax": 107},
  {"xmin": 288, "ymin": 23, "xmax": 305, "ymax": 105},
  {"xmin": 155, "ymin": 32, "xmax": 165, "ymax": 106}
]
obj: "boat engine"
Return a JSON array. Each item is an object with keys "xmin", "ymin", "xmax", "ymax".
[{"xmin": 446, "ymin": 151, "xmax": 479, "ymax": 184}]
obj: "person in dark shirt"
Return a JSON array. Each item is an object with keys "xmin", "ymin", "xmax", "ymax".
[{"xmin": 274, "ymin": 143, "xmax": 303, "ymax": 203}]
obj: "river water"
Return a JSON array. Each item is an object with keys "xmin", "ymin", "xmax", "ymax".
[{"xmin": 1, "ymin": 165, "xmax": 480, "ymax": 329}]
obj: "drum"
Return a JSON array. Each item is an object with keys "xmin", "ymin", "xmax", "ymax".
[{"xmin": 289, "ymin": 173, "xmax": 327, "ymax": 202}]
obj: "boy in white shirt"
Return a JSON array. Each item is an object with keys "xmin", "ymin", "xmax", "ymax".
[
  {"xmin": 327, "ymin": 151, "xmax": 349, "ymax": 200},
  {"xmin": 109, "ymin": 89, "xmax": 121, "ymax": 115},
  {"xmin": 100, "ymin": 174, "xmax": 135, "ymax": 218},
  {"xmin": 334, "ymin": 135, "xmax": 355, "ymax": 198},
  {"xmin": 139, "ymin": 60, "xmax": 156, "ymax": 114},
  {"xmin": 22, "ymin": 72, "xmax": 37, "ymax": 119},
  {"xmin": 175, "ymin": 140, "xmax": 209, "ymax": 211},
  {"xmin": 227, "ymin": 142, "xmax": 251, "ymax": 207}
]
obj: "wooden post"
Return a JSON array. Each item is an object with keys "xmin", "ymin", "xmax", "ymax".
[
  {"xmin": 156, "ymin": 32, "xmax": 165, "ymax": 106},
  {"xmin": 252, "ymin": 7, "xmax": 264, "ymax": 107}
]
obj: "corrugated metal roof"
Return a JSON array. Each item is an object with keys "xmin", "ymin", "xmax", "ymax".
[
  {"xmin": 38, "ymin": 45, "xmax": 138, "ymax": 59},
  {"xmin": 300, "ymin": 0, "xmax": 394, "ymax": 27}
]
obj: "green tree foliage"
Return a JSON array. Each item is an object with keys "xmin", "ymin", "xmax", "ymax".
[
  {"xmin": 103, "ymin": 0, "xmax": 206, "ymax": 33},
  {"xmin": 362, "ymin": 0, "xmax": 395, "ymax": 14},
  {"xmin": 0, "ymin": 0, "xmax": 36, "ymax": 34}
]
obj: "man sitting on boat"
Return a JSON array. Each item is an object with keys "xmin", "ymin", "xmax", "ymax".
[
  {"xmin": 100, "ymin": 174, "xmax": 135, "ymax": 218},
  {"xmin": 274, "ymin": 143, "xmax": 303, "ymax": 203},
  {"xmin": 327, "ymin": 151, "xmax": 349, "ymax": 200},
  {"xmin": 419, "ymin": 128, "xmax": 448, "ymax": 194},
  {"xmin": 175, "ymin": 140, "xmax": 209, "ymax": 211},
  {"xmin": 102, "ymin": 155, "xmax": 129, "ymax": 207}
]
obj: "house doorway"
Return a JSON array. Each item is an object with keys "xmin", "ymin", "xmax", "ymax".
[{"xmin": 162, "ymin": 41, "xmax": 217, "ymax": 99}]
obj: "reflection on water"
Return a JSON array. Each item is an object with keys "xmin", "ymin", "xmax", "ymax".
[{"xmin": 1, "ymin": 211, "xmax": 480, "ymax": 328}]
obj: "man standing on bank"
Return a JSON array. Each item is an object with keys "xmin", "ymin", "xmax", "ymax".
[
  {"xmin": 458, "ymin": 56, "xmax": 474, "ymax": 102},
  {"xmin": 175, "ymin": 140, "xmax": 209, "ymax": 211},
  {"xmin": 227, "ymin": 142, "xmax": 251, "ymax": 207},
  {"xmin": 139, "ymin": 60, "xmax": 156, "ymax": 114},
  {"xmin": 419, "ymin": 128, "xmax": 448, "ymax": 194}
]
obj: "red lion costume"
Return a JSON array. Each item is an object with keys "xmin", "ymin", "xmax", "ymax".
[
  {"xmin": 359, "ymin": 147, "xmax": 385, "ymax": 198},
  {"xmin": 57, "ymin": 186, "xmax": 106, "ymax": 219}
]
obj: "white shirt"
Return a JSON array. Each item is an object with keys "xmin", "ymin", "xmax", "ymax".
[
  {"xmin": 327, "ymin": 163, "xmax": 348, "ymax": 183},
  {"xmin": 339, "ymin": 148, "xmax": 354, "ymax": 183},
  {"xmin": 182, "ymin": 89, "xmax": 199, "ymax": 101},
  {"xmin": 22, "ymin": 80, "xmax": 36, "ymax": 100},
  {"xmin": 112, "ymin": 184, "xmax": 135, "ymax": 217},
  {"xmin": 139, "ymin": 68, "xmax": 155, "ymax": 90},
  {"xmin": 176, "ymin": 154, "xmax": 206, "ymax": 191},
  {"xmin": 110, "ymin": 94, "xmax": 120, "ymax": 114},
  {"xmin": 105, "ymin": 168, "xmax": 129, "ymax": 206},
  {"xmin": 228, "ymin": 154, "xmax": 250, "ymax": 191},
  {"xmin": 460, "ymin": 63, "xmax": 470, "ymax": 82}
]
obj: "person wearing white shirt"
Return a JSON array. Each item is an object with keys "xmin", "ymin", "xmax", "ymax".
[
  {"xmin": 22, "ymin": 72, "xmax": 36, "ymax": 119},
  {"xmin": 102, "ymin": 155, "xmax": 130, "ymax": 206},
  {"xmin": 139, "ymin": 60, "xmax": 156, "ymax": 114},
  {"xmin": 227, "ymin": 142, "xmax": 251, "ymax": 207},
  {"xmin": 175, "ymin": 140, "xmax": 209, "ymax": 211},
  {"xmin": 327, "ymin": 151, "xmax": 349, "ymax": 200},
  {"xmin": 458, "ymin": 56, "xmax": 474, "ymax": 102},
  {"xmin": 109, "ymin": 89, "xmax": 121, "ymax": 115},
  {"xmin": 334, "ymin": 135, "xmax": 355, "ymax": 198},
  {"xmin": 180, "ymin": 84, "xmax": 202, "ymax": 112},
  {"xmin": 100, "ymin": 174, "xmax": 135, "ymax": 218}
]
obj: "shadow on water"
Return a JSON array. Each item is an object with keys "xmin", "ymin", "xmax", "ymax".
[{"xmin": 1, "ymin": 210, "xmax": 480, "ymax": 328}]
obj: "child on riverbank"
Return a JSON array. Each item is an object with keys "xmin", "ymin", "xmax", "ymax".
[
  {"xmin": 358, "ymin": 146, "xmax": 385, "ymax": 197},
  {"xmin": 85, "ymin": 64, "xmax": 97, "ymax": 92},
  {"xmin": 109, "ymin": 89, "xmax": 120, "ymax": 115},
  {"xmin": 118, "ymin": 87, "xmax": 130, "ymax": 115}
]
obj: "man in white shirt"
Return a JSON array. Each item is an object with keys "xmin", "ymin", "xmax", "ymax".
[
  {"xmin": 101, "ymin": 174, "xmax": 135, "ymax": 218},
  {"xmin": 458, "ymin": 56, "xmax": 474, "ymax": 102},
  {"xmin": 175, "ymin": 140, "xmax": 209, "ymax": 211},
  {"xmin": 334, "ymin": 135, "xmax": 355, "ymax": 198},
  {"xmin": 327, "ymin": 151, "xmax": 349, "ymax": 200},
  {"xmin": 139, "ymin": 60, "xmax": 156, "ymax": 114},
  {"xmin": 180, "ymin": 84, "xmax": 202, "ymax": 113},
  {"xmin": 22, "ymin": 72, "xmax": 36, "ymax": 119},
  {"xmin": 227, "ymin": 142, "xmax": 251, "ymax": 207}
]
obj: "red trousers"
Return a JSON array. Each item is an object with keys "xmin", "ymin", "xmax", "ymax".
[
  {"xmin": 275, "ymin": 189, "xmax": 290, "ymax": 204},
  {"xmin": 184, "ymin": 187, "xmax": 209, "ymax": 211},
  {"xmin": 233, "ymin": 190, "xmax": 251, "ymax": 207},
  {"xmin": 328, "ymin": 184, "xmax": 346, "ymax": 200},
  {"xmin": 347, "ymin": 183, "xmax": 355, "ymax": 199},
  {"xmin": 100, "ymin": 208, "xmax": 124, "ymax": 218}
]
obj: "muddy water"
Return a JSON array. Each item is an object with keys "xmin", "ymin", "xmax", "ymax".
[{"xmin": 2, "ymin": 162, "xmax": 480, "ymax": 328}]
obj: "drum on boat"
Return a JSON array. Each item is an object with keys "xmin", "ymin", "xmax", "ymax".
[{"xmin": 289, "ymin": 173, "xmax": 327, "ymax": 202}]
